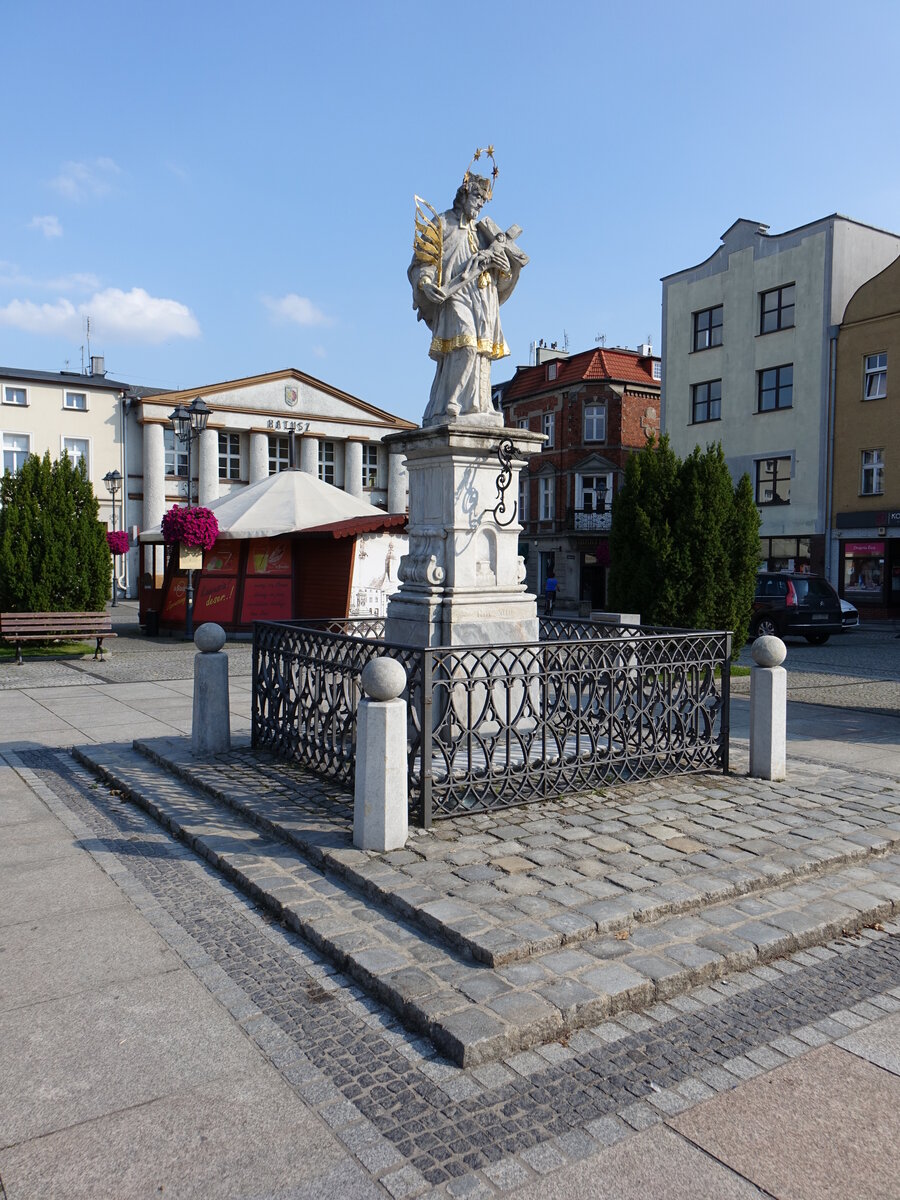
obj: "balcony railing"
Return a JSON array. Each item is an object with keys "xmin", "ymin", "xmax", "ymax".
[{"xmin": 569, "ymin": 507, "xmax": 611, "ymax": 531}]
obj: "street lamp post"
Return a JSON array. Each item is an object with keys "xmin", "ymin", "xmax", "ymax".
[
  {"xmin": 103, "ymin": 469, "xmax": 123, "ymax": 607},
  {"xmin": 168, "ymin": 397, "xmax": 211, "ymax": 639}
]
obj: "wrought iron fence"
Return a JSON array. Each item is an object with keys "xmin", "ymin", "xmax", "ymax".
[{"xmin": 252, "ymin": 619, "xmax": 731, "ymax": 826}]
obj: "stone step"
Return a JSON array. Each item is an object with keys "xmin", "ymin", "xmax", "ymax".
[
  {"xmin": 73, "ymin": 742, "xmax": 900, "ymax": 1067},
  {"xmin": 130, "ymin": 735, "xmax": 900, "ymax": 969}
]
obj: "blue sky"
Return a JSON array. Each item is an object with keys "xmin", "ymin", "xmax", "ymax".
[{"xmin": 3, "ymin": 0, "xmax": 900, "ymax": 422}]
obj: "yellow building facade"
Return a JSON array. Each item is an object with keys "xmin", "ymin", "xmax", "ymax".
[{"xmin": 833, "ymin": 255, "xmax": 900, "ymax": 614}]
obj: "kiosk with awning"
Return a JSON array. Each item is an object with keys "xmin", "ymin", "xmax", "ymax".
[{"xmin": 138, "ymin": 469, "xmax": 407, "ymax": 633}]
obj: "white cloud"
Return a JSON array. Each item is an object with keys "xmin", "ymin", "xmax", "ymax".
[
  {"xmin": 28, "ymin": 215, "xmax": 63, "ymax": 238},
  {"xmin": 0, "ymin": 297, "xmax": 78, "ymax": 336},
  {"xmin": 51, "ymin": 157, "xmax": 121, "ymax": 201},
  {"xmin": 46, "ymin": 272, "xmax": 101, "ymax": 293},
  {"xmin": 0, "ymin": 287, "xmax": 200, "ymax": 343},
  {"xmin": 262, "ymin": 293, "xmax": 331, "ymax": 327}
]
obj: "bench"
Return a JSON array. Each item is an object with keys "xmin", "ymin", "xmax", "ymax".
[{"xmin": 0, "ymin": 612, "xmax": 117, "ymax": 665}]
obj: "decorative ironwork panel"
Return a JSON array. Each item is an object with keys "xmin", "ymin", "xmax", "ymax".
[
  {"xmin": 252, "ymin": 620, "xmax": 421, "ymax": 792},
  {"xmin": 252, "ymin": 618, "xmax": 730, "ymax": 827},
  {"xmin": 422, "ymin": 629, "xmax": 730, "ymax": 818}
]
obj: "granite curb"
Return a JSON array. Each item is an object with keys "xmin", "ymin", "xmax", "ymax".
[{"xmin": 72, "ymin": 742, "xmax": 900, "ymax": 1066}]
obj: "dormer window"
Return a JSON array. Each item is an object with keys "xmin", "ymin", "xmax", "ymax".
[{"xmin": 547, "ymin": 362, "xmax": 558, "ymax": 381}]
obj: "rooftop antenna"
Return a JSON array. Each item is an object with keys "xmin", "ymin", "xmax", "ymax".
[
  {"xmin": 84, "ymin": 316, "xmax": 92, "ymax": 373},
  {"xmin": 594, "ymin": 333, "xmax": 606, "ymax": 348},
  {"xmin": 563, "ymin": 329, "xmax": 569, "ymax": 352}
]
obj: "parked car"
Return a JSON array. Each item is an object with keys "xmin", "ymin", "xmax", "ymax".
[
  {"xmin": 751, "ymin": 572, "xmax": 843, "ymax": 644},
  {"xmin": 840, "ymin": 598, "xmax": 860, "ymax": 630}
]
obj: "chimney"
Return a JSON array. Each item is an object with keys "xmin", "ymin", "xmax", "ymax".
[{"xmin": 90, "ymin": 355, "xmax": 106, "ymax": 377}]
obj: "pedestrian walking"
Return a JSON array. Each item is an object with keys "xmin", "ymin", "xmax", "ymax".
[{"xmin": 544, "ymin": 572, "xmax": 558, "ymax": 616}]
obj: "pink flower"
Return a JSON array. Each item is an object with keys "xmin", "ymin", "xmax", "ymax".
[
  {"xmin": 161, "ymin": 505, "xmax": 219, "ymax": 550},
  {"xmin": 106, "ymin": 530, "xmax": 130, "ymax": 555}
]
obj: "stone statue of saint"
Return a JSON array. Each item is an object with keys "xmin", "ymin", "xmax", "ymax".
[{"xmin": 409, "ymin": 151, "xmax": 528, "ymax": 427}]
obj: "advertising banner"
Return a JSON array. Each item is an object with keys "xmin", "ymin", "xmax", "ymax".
[
  {"xmin": 240, "ymin": 576, "xmax": 292, "ymax": 623},
  {"xmin": 247, "ymin": 538, "xmax": 292, "ymax": 576}
]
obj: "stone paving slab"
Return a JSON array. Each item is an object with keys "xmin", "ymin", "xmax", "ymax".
[
  {"xmin": 127, "ymin": 735, "xmax": 900, "ymax": 969},
  {"xmin": 670, "ymin": 1044, "xmax": 900, "ymax": 1200},
  {"xmin": 10, "ymin": 744, "xmax": 900, "ymax": 1197},
  {"xmin": 73, "ymin": 742, "xmax": 900, "ymax": 1065}
]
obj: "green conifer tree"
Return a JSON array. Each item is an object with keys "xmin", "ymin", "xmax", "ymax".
[
  {"xmin": 0, "ymin": 451, "xmax": 110, "ymax": 611},
  {"xmin": 608, "ymin": 435, "xmax": 686, "ymax": 625},
  {"xmin": 608, "ymin": 437, "xmax": 759, "ymax": 655}
]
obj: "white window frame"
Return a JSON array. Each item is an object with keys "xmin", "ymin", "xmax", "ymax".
[
  {"xmin": 864, "ymin": 353, "xmax": 887, "ymax": 400},
  {"xmin": 2, "ymin": 431, "xmax": 31, "ymax": 473},
  {"xmin": 518, "ymin": 474, "xmax": 529, "ymax": 523},
  {"xmin": 319, "ymin": 440, "xmax": 335, "ymax": 485},
  {"xmin": 861, "ymin": 448, "xmax": 884, "ymax": 496},
  {"xmin": 576, "ymin": 471, "xmax": 613, "ymax": 512},
  {"xmin": 652, "ymin": 360, "xmax": 662, "ymax": 381},
  {"xmin": 61, "ymin": 435, "xmax": 91, "ymax": 477},
  {"xmin": 3, "ymin": 385, "xmax": 28, "ymax": 407},
  {"xmin": 539, "ymin": 476, "xmax": 554, "ymax": 521},
  {"xmin": 362, "ymin": 444, "xmax": 379, "ymax": 489},
  {"xmin": 64, "ymin": 390, "xmax": 88, "ymax": 411},
  {"xmin": 164, "ymin": 428, "xmax": 188, "ymax": 477},
  {"xmin": 268, "ymin": 434, "xmax": 290, "ymax": 474},
  {"xmin": 517, "ymin": 417, "xmax": 529, "ymax": 430},
  {"xmin": 218, "ymin": 431, "xmax": 242, "ymax": 481},
  {"xmin": 583, "ymin": 403, "xmax": 607, "ymax": 442},
  {"xmin": 542, "ymin": 412, "xmax": 555, "ymax": 449}
]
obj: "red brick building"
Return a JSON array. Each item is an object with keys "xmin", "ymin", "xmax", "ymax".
[{"xmin": 500, "ymin": 345, "xmax": 661, "ymax": 611}]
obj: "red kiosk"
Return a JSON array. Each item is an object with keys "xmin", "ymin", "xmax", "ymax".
[{"xmin": 138, "ymin": 470, "xmax": 406, "ymax": 633}]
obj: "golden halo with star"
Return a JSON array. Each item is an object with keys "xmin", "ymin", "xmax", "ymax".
[{"xmin": 462, "ymin": 146, "xmax": 499, "ymax": 201}]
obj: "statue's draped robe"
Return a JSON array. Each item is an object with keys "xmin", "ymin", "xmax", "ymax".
[{"xmin": 409, "ymin": 208, "xmax": 524, "ymax": 424}]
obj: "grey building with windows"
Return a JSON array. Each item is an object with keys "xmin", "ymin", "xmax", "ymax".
[{"xmin": 661, "ymin": 216, "xmax": 900, "ymax": 578}]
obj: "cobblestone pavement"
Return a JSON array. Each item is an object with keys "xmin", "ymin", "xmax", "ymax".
[
  {"xmin": 71, "ymin": 736, "xmax": 900, "ymax": 1066},
  {"xmin": 9, "ymin": 747, "xmax": 900, "ymax": 1198},
  {"xmin": 119, "ymin": 736, "xmax": 900, "ymax": 967}
]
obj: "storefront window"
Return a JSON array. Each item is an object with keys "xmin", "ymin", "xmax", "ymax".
[{"xmin": 842, "ymin": 541, "xmax": 885, "ymax": 601}]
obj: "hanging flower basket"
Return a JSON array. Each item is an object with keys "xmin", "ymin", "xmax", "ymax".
[
  {"xmin": 161, "ymin": 505, "xmax": 219, "ymax": 551},
  {"xmin": 106, "ymin": 530, "xmax": 130, "ymax": 556}
]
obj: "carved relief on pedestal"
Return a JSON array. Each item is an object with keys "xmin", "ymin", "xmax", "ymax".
[{"xmin": 397, "ymin": 530, "xmax": 447, "ymax": 588}]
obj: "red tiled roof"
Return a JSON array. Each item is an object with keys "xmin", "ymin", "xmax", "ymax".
[{"xmin": 503, "ymin": 348, "xmax": 659, "ymax": 401}]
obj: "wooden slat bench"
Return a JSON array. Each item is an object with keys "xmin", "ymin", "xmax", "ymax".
[{"xmin": 0, "ymin": 612, "xmax": 117, "ymax": 665}]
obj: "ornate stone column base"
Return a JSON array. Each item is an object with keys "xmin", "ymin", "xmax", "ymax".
[{"xmin": 383, "ymin": 419, "xmax": 545, "ymax": 648}]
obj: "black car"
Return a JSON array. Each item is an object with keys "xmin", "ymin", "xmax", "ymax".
[{"xmin": 751, "ymin": 572, "xmax": 843, "ymax": 644}]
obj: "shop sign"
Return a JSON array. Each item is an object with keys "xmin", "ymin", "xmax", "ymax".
[
  {"xmin": 178, "ymin": 545, "xmax": 203, "ymax": 570},
  {"xmin": 844, "ymin": 541, "xmax": 884, "ymax": 556}
]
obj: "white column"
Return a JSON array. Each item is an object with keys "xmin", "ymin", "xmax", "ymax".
[
  {"xmin": 353, "ymin": 658, "xmax": 408, "ymax": 852},
  {"xmin": 299, "ymin": 435, "xmax": 318, "ymax": 476},
  {"xmin": 198, "ymin": 427, "xmax": 219, "ymax": 507},
  {"xmin": 387, "ymin": 450, "xmax": 408, "ymax": 513},
  {"xmin": 143, "ymin": 421, "xmax": 166, "ymax": 531},
  {"xmin": 250, "ymin": 431, "xmax": 269, "ymax": 484},
  {"xmin": 749, "ymin": 636, "xmax": 787, "ymax": 781},
  {"xmin": 345, "ymin": 440, "xmax": 363, "ymax": 498}
]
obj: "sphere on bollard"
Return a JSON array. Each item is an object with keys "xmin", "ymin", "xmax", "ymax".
[
  {"xmin": 751, "ymin": 635, "xmax": 786, "ymax": 668},
  {"xmin": 361, "ymin": 656, "xmax": 407, "ymax": 702},
  {"xmin": 194, "ymin": 623, "xmax": 226, "ymax": 654}
]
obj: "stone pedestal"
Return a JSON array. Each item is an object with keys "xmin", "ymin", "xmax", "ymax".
[{"xmin": 384, "ymin": 419, "xmax": 544, "ymax": 648}]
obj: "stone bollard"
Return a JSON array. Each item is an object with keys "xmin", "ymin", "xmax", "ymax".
[
  {"xmin": 749, "ymin": 635, "xmax": 787, "ymax": 781},
  {"xmin": 191, "ymin": 623, "xmax": 231, "ymax": 756},
  {"xmin": 354, "ymin": 656, "xmax": 408, "ymax": 853}
]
